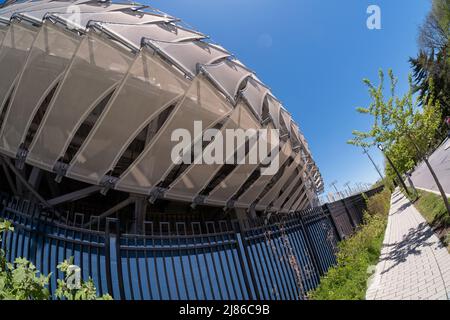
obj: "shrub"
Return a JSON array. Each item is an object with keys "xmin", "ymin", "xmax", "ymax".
[
  {"xmin": 365, "ymin": 188, "xmax": 392, "ymax": 217},
  {"xmin": 0, "ymin": 219, "xmax": 111, "ymax": 300},
  {"xmin": 372, "ymin": 178, "xmax": 395, "ymax": 193},
  {"xmin": 308, "ymin": 188, "xmax": 391, "ymax": 300},
  {"xmin": 55, "ymin": 258, "xmax": 112, "ymax": 300},
  {"xmin": 0, "ymin": 257, "xmax": 51, "ymax": 300}
]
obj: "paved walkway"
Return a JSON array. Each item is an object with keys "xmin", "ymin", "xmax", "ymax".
[{"xmin": 366, "ymin": 190, "xmax": 450, "ymax": 300}]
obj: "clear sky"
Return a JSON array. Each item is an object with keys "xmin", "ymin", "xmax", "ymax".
[{"xmin": 146, "ymin": 0, "xmax": 431, "ymax": 196}]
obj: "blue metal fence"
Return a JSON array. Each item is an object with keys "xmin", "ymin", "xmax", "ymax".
[{"xmin": 0, "ymin": 187, "xmax": 383, "ymax": 300}]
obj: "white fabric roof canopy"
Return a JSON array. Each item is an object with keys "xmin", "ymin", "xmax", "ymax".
[
  {"xmin": 265, "ymin": 95, "xmax": 281, "ymax": 128},
  {"xmin": 65, "ymin": 50, "xmax": 190, "ymax": 185},
  {"xmin": 27, "ymin": 32, "xmax": 135, "ymax": 171},
  {"xmin": 146, "ymin": 39, "xmax": 230, "ymax": 78},
  {"xmin": 0, "ymin": 0, "xmax": 85, "ymax": 21},
  {"xmin": 280, "ymin": 109, "xmax": 292, "ymax": 135},
  {"xmin": 0, "ymin": 0, "xmax": 323, "ymax": 207},
  {"xmin": 201, "ymin": 59, "xmax": 253, "ymax": 103},
  {"xmin": 241, "ymin": 77, "xmax": 269, "ymax": 121},
  {"xmin": 0, "ymin": 0, "xmax": 49, "ymax": 16},
  {"xmin": 95, "ymin": 22, "xmax": 206, "ymax": 50},
  {"xmin": 0, "ymin": 1, "xmax": 145, "ymax": 25},
  {"xmin": 116, "ymin": 76, "xmax": 233, "ymax": 195},
  {"xmin": 51, "ymin": 10, "xmax": 173, "ymax": 31}
]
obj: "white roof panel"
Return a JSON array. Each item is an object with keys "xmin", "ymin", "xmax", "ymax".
[
  {"xmin": 51, "ymin": 10, "xmax": 172, "ymax": 31},
  {"xmin": 280, "ymin": 109, "xmax": 292, "ymax": 134},
  {"xmin": 241, "ymin": 77, "xmax": 269, "ymax": 120},
  {"xmin": 1, "ymin": 0, "xmax": 76, "ymax": 21},
  {"xmin": 202, "ymin": 59, "xmax": 253, "ymax": 103},
  {"xmin": 147, "ymin": 39, "xmax": 230, "ymax": 78},
  {"xmin": 0, "ymin": 0, "xmax": 47, "ymax": 15},
  {"xmin": 95, "ymin": 22, "xmax": 206, "ymax": 50},
  {"xmin": 1, "ymin": 1, "xmax": 140, "ymax": 22},
  {"xmin": 266, "ymin": 95, "xmax": 281, "ymax": 128}
]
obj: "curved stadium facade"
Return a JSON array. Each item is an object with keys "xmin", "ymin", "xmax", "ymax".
[{"xmin": 0, "ymin": 0, "xmax": 380, "ymax": 300}]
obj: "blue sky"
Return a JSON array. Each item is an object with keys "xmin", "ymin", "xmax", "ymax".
[{"xmin": 147, "ymin": 0, "xmax": 431, "ymax": 196}]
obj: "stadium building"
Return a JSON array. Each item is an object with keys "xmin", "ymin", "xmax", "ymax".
[{"xmin": 0, "ymin": 1, "xmax": 373, "ymax": 301}]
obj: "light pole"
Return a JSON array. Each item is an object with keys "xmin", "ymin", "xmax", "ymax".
[
  {"xmin": 378, "ymin": 144, "xmax": 411, "ymax": 197},
  {"xmin": 363, "ymin": 147, "xmax": 384, "ymax": 180},
  {"xmin": 330, "ymin": 181, "xmax": 340, "ymax": 199},
  {"xmin": 344, "ymin": 181, "xmax": 352, "ymax": 196}
]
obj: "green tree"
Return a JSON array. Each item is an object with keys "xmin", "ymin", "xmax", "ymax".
[
  {"xmin": 418, "ymin": 0, "xmax": 449, "ymax": 52},
  {"xmin": 348, "ymin": 69, "xmax": 449, "ymax": 215},
  {"xmin": 383, "ymin": 136, "xmax": 416, "ymax": 179},
  {"xmin": 410, "ymin": 0, "xmax": 450, "ymax": 120}
]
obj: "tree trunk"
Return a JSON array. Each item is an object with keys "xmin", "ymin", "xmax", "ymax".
[
  {"xmin": 407, "ymin": 133, "xmax": 450, "ymax": 215},
  {"xmin": 423, "ymin": 157, "xmax": 450, "ymax": 215},
  {"xmin": 406, "ymin": 171, "xmax": 419, "ymax": 199},
  {"xmin": 384, "ymin": 152, "xmax": 411, "ymax": 196}
]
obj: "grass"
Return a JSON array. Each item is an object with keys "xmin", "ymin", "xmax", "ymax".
[
  {"xmin": 308, "ymin": 189, "xmax": 391, "ymax": 300},
  {"xmin": 410, "ymin": 189, "xmax": 450, "ymax": 251}
]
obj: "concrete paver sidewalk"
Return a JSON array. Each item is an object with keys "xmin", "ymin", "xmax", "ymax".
[{"xmin": 366, "ymin": 190, "xmax": 450, "ymax": 300}]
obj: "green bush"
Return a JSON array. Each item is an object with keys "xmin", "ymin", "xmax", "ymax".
[
  {"xmin": 308, "ymin": 188, "xmax": 391, "ymax": 300},
  {"xmin": 365, "ymin": 188, "xmax": 392, "ymax": 218},
  {"xmin": 0, "ymin": 220, "xmax": 111, "ymax": 300},
  {"xmin": 55, "ymin": 258, "xmax": 112, "ymax": 300},
  {"xmin": 372, "ymin": 178, "xmax": 395, "ymax": 193}
]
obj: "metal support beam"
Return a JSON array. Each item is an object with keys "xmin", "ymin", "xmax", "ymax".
[
  {"xmin": 83, "ymin": 197, "xmax": 133, "ymax": 228},
  {"xmin": 14, "ymin": 159, "xmax": 24, "ymax": 196},
  {"xmin": 1, "ymin": 159, "xmax": 17, "ymax": 195},
  {"xmin": 28, "ymin": 166, "xmax": 42, "ymax": 188},
  {"xmin": 47, "ymin": 185, "xmax": 102, "ymax": 206},
  {"xmin": 305, "ymin": 191, "xmax": 314, "ymax": 209},
  {"xmin": 235, "ymin": 208, "xmax": 249, "ymax": 229},
  {"xmin": 298, "ymin": 195, "xmax": 309, "ymax": 211},
  {"xmin": 1, "ymin": 156, "xmax": 52, "ymax": 208},
  {"xmin": 247, "ymin": 203, "xmax": 257, "ymax": 219},
  {"xmin": 133, "ymin": 196, "xmax": 147, "ymax": 234},
  {"xmin": 292, "ymin": 190, "xmax": 307, "ymax": 212},
  {"xmin": 27, "ymin": 167, "xmax": 43, "ymax": 203},
  {"xmin": 45, "ymin": 173, "xmax": 60, "ymax": 198}
]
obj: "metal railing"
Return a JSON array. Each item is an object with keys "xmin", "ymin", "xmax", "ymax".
[{"xmin": 0, "ymin": 186, "xmax": 384, "ymax": 300}]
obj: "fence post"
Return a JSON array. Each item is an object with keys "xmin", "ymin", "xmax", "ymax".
[
  {"xmin": 299, "ymin": 212, "xmax": 324, "ymax": 277},
  {"xmin": 341, "ymin": 199, "xmax": 357, "ymax": 231},
  {"xmin": 105, "ymin": 218, "xmax": 125, "ymax": 300},
  {"xmin": 323, "ymin": 205, "xmax": 342, "ymax": 242},
  {"xmin": 232, "ymin": 217, "xmax": 259, "ymax": 300}
]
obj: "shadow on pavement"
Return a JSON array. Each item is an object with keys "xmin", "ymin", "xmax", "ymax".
[
  {"xmin": 389, "ymin": 201, "xmax": 412, "ymax": 216},
  {"xmin": 379, "ymin": 221, "xmax": 443, "ymax": 275}
]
